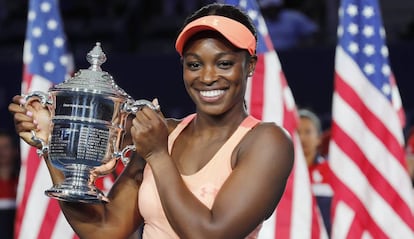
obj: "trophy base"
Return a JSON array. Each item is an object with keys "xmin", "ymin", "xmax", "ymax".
[{"xmin": 45, "ymin": 184, "xmax": 109, "ymax": 203}]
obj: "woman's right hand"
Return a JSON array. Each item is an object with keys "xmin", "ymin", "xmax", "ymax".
[{"xmin": 8, "ymin": 95, "xmax": 51, "ymax": 148}]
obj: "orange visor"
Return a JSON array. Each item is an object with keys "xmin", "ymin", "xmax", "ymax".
[{"xmin": 175, "ymin": 15, "xmax": 256, "ymax": 56}]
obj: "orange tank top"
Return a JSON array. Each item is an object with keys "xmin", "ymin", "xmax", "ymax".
[{"xmin": 138, "ymin": 114, "xmax": 262, "ymax": 239}]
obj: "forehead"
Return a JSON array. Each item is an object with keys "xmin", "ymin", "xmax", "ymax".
[{"xmin": 299, "ymin": 117, "xmax": 318, "ymax": 127}]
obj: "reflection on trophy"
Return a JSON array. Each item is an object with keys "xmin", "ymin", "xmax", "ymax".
[{"xmin": 24, "ymin": 42, "xmax": 157, "ymax": 203}]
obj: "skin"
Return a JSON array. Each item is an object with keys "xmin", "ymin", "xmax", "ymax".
[
  {"xmin": 9, "ymin": 32, "xmax": 294, "ymax": 239},
  {"xmin": 298, "ymin": 117, "xmax": 321, "ymax": 167}
]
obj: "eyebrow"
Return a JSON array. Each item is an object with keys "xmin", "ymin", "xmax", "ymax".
[{"xmin": 183, "ymin": 50, "xmax": 242, "ymax": 59}]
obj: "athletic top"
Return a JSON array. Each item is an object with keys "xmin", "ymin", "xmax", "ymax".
[{"xmin": 139, "ymin": 114, "xmax": 262, "ymax": 238}]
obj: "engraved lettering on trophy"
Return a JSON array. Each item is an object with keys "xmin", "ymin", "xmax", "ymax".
[
  {"xmin": 49, "ymin": 127, "xmax": 80, "ymax": 160},
  {"xmin": 77, "ymin": 126, "xmax": 109, "ymax": 162},
  {"xmin": 63, "ymin": 103, "xmax": 92, "ymax": 109}
]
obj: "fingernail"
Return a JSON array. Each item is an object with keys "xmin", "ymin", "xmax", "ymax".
[
  {"xmin": 153, "ymin": 98, "xmax": 159, "ymax": 106},
  {"xmin": 19, "ymin": 98, "xmax": 26, "ymax": 105},
  {"xmin": 26, "ymin": 111, "xmax": 33, "ymax": 117}
]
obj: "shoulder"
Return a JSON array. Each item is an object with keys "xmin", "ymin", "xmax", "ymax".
[
  {"xmin": 247, "ymin": 121, "xmax": 293, "ymax": 148},
  {"xmin": 252, "ymin": 122, "xmax": 293, "ymax": 159},
  {"xmin": 237, "ymin": 121, "xmax": 294, "ymax": 170}
]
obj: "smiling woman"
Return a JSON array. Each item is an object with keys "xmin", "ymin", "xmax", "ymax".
[
  {"xmin": 180, "ymin": 30, "xmax": 253, "ymax": 115},
  {"xmin": 9, "ymin": 3, "xmax": 294, "ymax": 239}
]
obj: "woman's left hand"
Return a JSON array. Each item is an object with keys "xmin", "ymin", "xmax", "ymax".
[{"xmin": 130, "ymin": 99, "xmax": 169, "ymax": 162}]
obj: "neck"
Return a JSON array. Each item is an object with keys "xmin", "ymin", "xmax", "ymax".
[{"xmin": 191, "ymin": 110, "xmax": 248, "ymax": 138}]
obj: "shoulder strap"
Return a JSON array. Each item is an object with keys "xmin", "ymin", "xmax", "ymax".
[{"xmin": 168, "ymin": 114, "xmax": 195, "ymax": 153}]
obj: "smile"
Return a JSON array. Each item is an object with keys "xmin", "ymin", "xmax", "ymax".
[{"xmin": 200, "ymin": 90, "xmax": 225, "ymax": 98}]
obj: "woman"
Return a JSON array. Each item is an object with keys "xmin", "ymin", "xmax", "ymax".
[
  {"xmin": 9, "ymin": 3, "xmax": 294, "ymax": 239},
  {"xmin": 297, "ymin": 108, "xmax": 332, "ymax": 234}
]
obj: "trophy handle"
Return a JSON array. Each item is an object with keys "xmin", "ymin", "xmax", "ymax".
[
  {"xmin": 119, "ymin": 99, "xmax": 160, "ymax": 165},
  {"xmin": 124, "ymin": 99, "xmax": 160, "ymax": 114},
  {"xmin": 118, "ymin": 145, "xmax": 136, "ymax": 166},
  {"xmin": 23, "ymin": 91, "xmax": 52, "ymax": 156}
]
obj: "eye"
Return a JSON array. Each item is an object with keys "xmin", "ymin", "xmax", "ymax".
[
  {"xmin": 186, "ymin": 61, "xmax": 201, "ymax": 70},
  {"xmin": 218, "ymin": 60, "xmax": 234, "ymax": 69}
]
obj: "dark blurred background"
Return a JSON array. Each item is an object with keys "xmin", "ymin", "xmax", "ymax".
[{"xmin": 1, "ymin": 0, "xmax": 414, "ymax": 133}]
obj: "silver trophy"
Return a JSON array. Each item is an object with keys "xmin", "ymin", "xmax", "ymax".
[{"xmin": 24, "ymin": 42, "xmax": 157, "ymax": 203}]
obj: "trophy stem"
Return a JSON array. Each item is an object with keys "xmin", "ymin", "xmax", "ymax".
[{"xmin": 45, "ymin": 164, "xmax": 109, "ymax": 203}]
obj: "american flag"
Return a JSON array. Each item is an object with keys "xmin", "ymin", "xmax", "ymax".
[
  {"xmin": 329, "ymin": 0, "xmax": 414, "ymax": 238},
  {"xmin": 222, "ymin": 0, "xmax": 328, "ymax": 238},
  {"xmin": 16, "ymin": 0, "xmax": 77, "ymax": 238}
]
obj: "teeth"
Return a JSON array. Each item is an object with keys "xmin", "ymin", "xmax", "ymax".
[{"xmin": 200, "ymin": 90, "xmax": 225, "ymax": 97}]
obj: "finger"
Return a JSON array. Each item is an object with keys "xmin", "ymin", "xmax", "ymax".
[
  {"xmin": 8, "ymin": 102, "xmax": 27, "ymax": 114},
  {"xmin": 131, "ymin": 115, "xmax": 146, "ymax": 131},
  {"xmin": 14, "ymin": 110, "xmax": 35, "ymax": 123},
  {"xmin": 152, "ymin": 98, "xmax": 165, "ymax": 118},
  {"xmin": 135, "ymin": 107, "xmax": 153, "ymax": 124},
  {"xmin": 31, "ymin": 100, "xmax": 46, "ymax": 111},
  {"xmin": 12, "ymin": 95, "xmax": 24, "ymax": 104},
  {"xmin": 25, "ymin": 97, "xmax": 46, "ymax": 111},
  {"xmin": 9, "ymin": 96, "xmax": 27, "ymax": 113},
  {"xmin": 152, "ymin": 98, "xmax": 159, "ymax": 107},
  {"xmin": 142, "ymin": 106, "xmax": 158, "ymax": 117},
  {"xmin": 130, "ymin": 121, "xmax": 141, "ymax": 146},
  {"xmin": 151, "ymin": 98, "xmax": 161, "ymax": 112},
  {"xmin": 16, "ymin": 121, "xmax": 38, "ymax": 132}
]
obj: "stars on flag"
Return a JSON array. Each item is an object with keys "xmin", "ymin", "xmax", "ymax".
[
  {"xmin": 338, "ymin": 1, "xmax": 393, "ymax": 99},
  {"xmin": 25, "ymin": 0, "xmax": 71, "ymax": 83}
]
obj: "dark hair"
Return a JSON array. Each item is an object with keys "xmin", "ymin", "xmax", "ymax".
[{"xmin": 180, "ymin": 3, "xmax": 258, "ymax": 50}]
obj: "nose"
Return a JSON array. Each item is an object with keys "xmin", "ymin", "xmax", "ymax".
[{"xmin": 200, "ymin": 66, "xmax": 217, "ymax": 85}]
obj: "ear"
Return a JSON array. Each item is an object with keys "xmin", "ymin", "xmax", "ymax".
[
  {"xmin": 248, "ymin": 55, "xmax": 258, "ymax": 76},
  {"xmin": 249, "ymin": 55, "xmax": 257, "ymax": 71}
]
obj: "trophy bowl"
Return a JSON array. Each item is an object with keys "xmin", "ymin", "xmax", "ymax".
[{"xmin": 24, "ymin": 43, "xmax": 157, "ymax": 203}]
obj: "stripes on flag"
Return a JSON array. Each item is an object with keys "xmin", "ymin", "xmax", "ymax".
[
  {"xmin": 222, "ymin": 0, "xmax": 328, "ymax": 238},
  {"xmin": 16, "ymin": 0, "xmax": 77, "ymax": 238},
  {"xmin": 329, "ymin": 0, "xmax": 414, "ymax": 238}
]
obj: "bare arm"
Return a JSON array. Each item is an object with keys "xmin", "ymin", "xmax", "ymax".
[
  {"xmin": 132, "ymin": 108, "xmax": 294, "ymax": 239},
  {"xmin": 9, "ymin": 95, "xmax": 144, "ymax": 238},
  {"xmin": 59, "ymin": 152, "xmax": 145, "ymax": 238}
]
